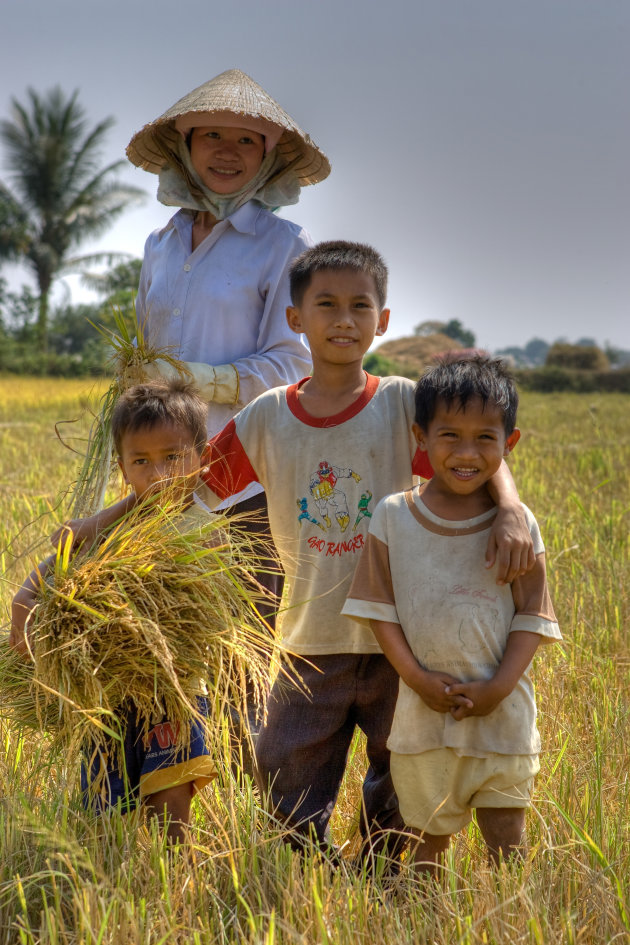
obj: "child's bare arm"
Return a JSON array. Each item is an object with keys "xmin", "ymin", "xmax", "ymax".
[
  {"xmin": 370, "ymin": 619, "xmax": 473, "ymax": 714},
  {"xmin": 446, "ymin": 630, "xmax": 541, "ymax": 721},
  {"xmin": 486, "ymin": 461, "xmax": 535, "ymax": 585},
  {"xmin": 50, "ymin": 495, "xmax": 136, "ymax": 551},
  {"xmin": 9, "ymin": 554, "xmax": 56, "ymax": 656}
]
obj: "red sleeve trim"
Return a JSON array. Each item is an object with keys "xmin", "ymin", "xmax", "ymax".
[
  {"xmin": 201, "ymin": 420, "xmax": 259, "ymax": 500},
  {"xmin": 412, "ymin": 448, "xmax": 433, "ymax": 479}
]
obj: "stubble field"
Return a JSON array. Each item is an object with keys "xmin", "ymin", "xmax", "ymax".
[{"xmin": 0, "ymin": 377, "xmax": 628, "ymax": 944}]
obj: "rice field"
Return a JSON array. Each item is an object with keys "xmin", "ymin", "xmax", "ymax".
[{"xmin": 0, "ymin": 377, "xmax": 628, "ymax": 944}]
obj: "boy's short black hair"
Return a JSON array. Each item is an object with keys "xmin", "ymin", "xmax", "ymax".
[
  {"xmin": 289, "ymin": 241, "xmax": 388, "ymax": 309},
  {"xmin": 414, "ymin": 355, "xmax": 519, "ymax": 436},
  {"xmin": 112, "ymin": 379, "xmax": 208, "ymax": 457}
]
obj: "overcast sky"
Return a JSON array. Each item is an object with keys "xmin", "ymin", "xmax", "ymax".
[{"xmin": 2, "ymin": 0, "xmax": 629, "ymax": 352}]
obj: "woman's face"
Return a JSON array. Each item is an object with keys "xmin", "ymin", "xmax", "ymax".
[{"xmin": 189, "ymin": 126, "xmax": 265, "ymax": 194}]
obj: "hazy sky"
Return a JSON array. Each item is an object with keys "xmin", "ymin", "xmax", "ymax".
[{"xmin": 2, "ymin": 0, "xmax": 629, "ymax": 352}]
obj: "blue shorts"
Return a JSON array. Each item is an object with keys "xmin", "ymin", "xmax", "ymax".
[{"xmin": 80, "ymin": 698, "xmax": 217, "ymax": 814}]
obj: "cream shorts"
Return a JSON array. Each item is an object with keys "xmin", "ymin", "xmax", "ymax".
[{"xmin": 391, "ymin": 747, "xmax": 540, "ymax": 836}]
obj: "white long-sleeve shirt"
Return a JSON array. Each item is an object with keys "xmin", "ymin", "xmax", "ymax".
[{"xmin": 137, "ymin": 202, "xmax": 313, "ymax": 503}]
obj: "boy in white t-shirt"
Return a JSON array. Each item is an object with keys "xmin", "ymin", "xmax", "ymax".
[{"xmin": 343, "ymin": 356, "xmax": 561, "ymax": 871}]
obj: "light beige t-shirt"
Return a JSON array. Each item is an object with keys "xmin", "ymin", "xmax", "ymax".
[{"xmin": 342, "ymin": 487, "xmax": 561, "ymax": 757}]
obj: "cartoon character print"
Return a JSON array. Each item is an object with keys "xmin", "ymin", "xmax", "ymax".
[
  {"xmin": 296, "ymin": 497, "xmax": 323, "ymax": 529},
  {"xmin": 308, "ymin": 460, "xmax": 361, "ymax": 532},
  {"xmin": 353, "ymin": 490, "xmax": 373, "ymax": 531}
]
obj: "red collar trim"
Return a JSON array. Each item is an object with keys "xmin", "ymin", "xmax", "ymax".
[{"xmin": 286, "ymin": 373, "xmax": 380, "ymax": 428}]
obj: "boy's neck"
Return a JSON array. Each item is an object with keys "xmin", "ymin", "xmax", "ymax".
[
  {"xmin": 297, "ymin": 359, "xmax": 368, "ymax": 418},
  {"xmin": 419, "ymin": 480, "xmax": 495, "ymax": 521}
]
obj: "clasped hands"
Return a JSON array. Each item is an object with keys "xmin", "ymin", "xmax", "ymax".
[{"xmin": 415, "ymin": 669, "xmax": 505, "ymax": 721}]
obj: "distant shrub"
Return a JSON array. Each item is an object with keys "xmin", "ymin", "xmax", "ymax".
[
  {"xmin": 594, "ymin": 368, "xmax": 630, "ymax": 392},
  {"xmin": 545, "ymin": 343, "xmax": 609, "ymax": 371},
  {"xmin": 0, "ymin": 344, "xmax": 110, "ymax": 377},
  {"xmin": 515, "ymin": 366, "xmax": 584, "ymax": 392},
  {"xmin": 515, "ymin": 366, "xmax": 630, "ymax": 393}
]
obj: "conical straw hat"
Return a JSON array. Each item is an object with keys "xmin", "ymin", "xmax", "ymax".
[{"xmin": 126, "ymin": 69, "xmax": 330, "ymax": 186}]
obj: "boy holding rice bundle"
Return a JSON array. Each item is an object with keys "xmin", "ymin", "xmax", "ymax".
[{"xmin": 10, "ymin": 380, "xmax": 224, "ymax": 843}]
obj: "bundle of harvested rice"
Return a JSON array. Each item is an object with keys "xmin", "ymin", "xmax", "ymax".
[
  {"xmin": 71, "ymin": 310, "xmax": 190, "ymax": 516},
  {"xmin": 0, "ymin": 638, "xmax": 60, "ymax": 733},
  {"xmin": 1, "ymin": 497, "xmax": 279, "ymax": 773}
]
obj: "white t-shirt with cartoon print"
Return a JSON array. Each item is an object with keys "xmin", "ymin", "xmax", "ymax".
[{"xmin": 200, "ymin": 374, "xmax": 429, "ymax": 654}]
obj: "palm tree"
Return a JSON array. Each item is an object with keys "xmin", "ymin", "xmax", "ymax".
[{"xmin": 0, "ymin": 87, "xmax": 145, "ymax": 351}]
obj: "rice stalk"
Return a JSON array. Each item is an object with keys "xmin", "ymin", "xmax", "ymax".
[
  {"xmin": 70, "ymin": 309, "xmax": 192, "ymax": 517},
  {"xmin": 0, "ymin": 639, "xmax": 60, "ymax": 733}
]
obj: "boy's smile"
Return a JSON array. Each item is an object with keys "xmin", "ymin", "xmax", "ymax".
[
  {"xmin": 118, "ymin": 422, "xmax": 204, "ymax": 503},
  {"xmin": 414, "ymin": 397, "xmax": 520, "ymax": 514},
  {"xmin": 286, "ymin": 269, "xmax": 389, "ymax": 368},
  {"xmin": 189, "ymin": 126, "xmax": 265, "ymax": 194}
]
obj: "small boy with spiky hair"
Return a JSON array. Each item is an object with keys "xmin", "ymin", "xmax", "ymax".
[
  {"xmin": 343, "ymin": 356, "xmax": 561, "ymax": 872},
  {"xmin": 11, "ymin": 380, "xmax": 217, "ymax": 843}
]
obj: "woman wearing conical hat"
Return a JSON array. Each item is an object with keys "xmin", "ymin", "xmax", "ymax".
[
  {"xmin": 126, "ymin": 69, "xmax": 330, "ymax": 724},
  {"xmin": 127, "ymin": 68, "xmax": 329, "ymax": 432}
]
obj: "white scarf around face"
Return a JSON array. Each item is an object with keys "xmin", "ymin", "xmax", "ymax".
[{"xmin": 156, "ymin": 136, "xmax": 301, "ymax": 219}]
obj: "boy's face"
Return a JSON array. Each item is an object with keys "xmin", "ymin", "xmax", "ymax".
[
  {"xmin": 117, "ymin": 421, "xmax": 204, "ymax": 503},
  {"xmin": 413, "ymin": 397, "xmax": 520, "ymax": 498},
  {"xmin": 189, "ymin": 126, "xmax": 265, "ymax": 194},
  {"xmin": 286, "ymin": 269, "xmax": 389, "ymax": 367}
]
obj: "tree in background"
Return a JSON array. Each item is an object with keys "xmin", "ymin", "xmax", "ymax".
[
  {"xmin": 0, "ymin": 255, "xmax": 143, "ymax": 376},
  {"xmin": 414, "ymin": 318, "xmax": 476, "ymax": 348},
  {"xmin": 0, "ymin": 87, "xmax": 145, "ymax": 351},
  {"xmin": 81, "ymin": 257, "xmax": 143, "ymax": 331},
  {"xmin": 524, "ymin": 338, "xmax": 549, "ymax": 365},
  {"xmin": 414, "ymin": 319, "xmax": 447, "ymax": 337},
  {"xmin": 442, "ymin": 319, "xmax": 476, "ymax": 348}
]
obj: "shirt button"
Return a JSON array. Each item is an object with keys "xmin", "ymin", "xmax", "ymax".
[
  {"xmin": 173, "ymin": 308, "xmax": 181, "ymax": 316},
  {"xmin": 183, "ymin": 264, "xmax": 191, "ymax": 272}
]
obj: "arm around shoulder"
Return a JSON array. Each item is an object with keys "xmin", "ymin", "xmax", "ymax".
[{"xmin": 486, "ymin": 461, "xmax": 536, "ymax": 584}]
